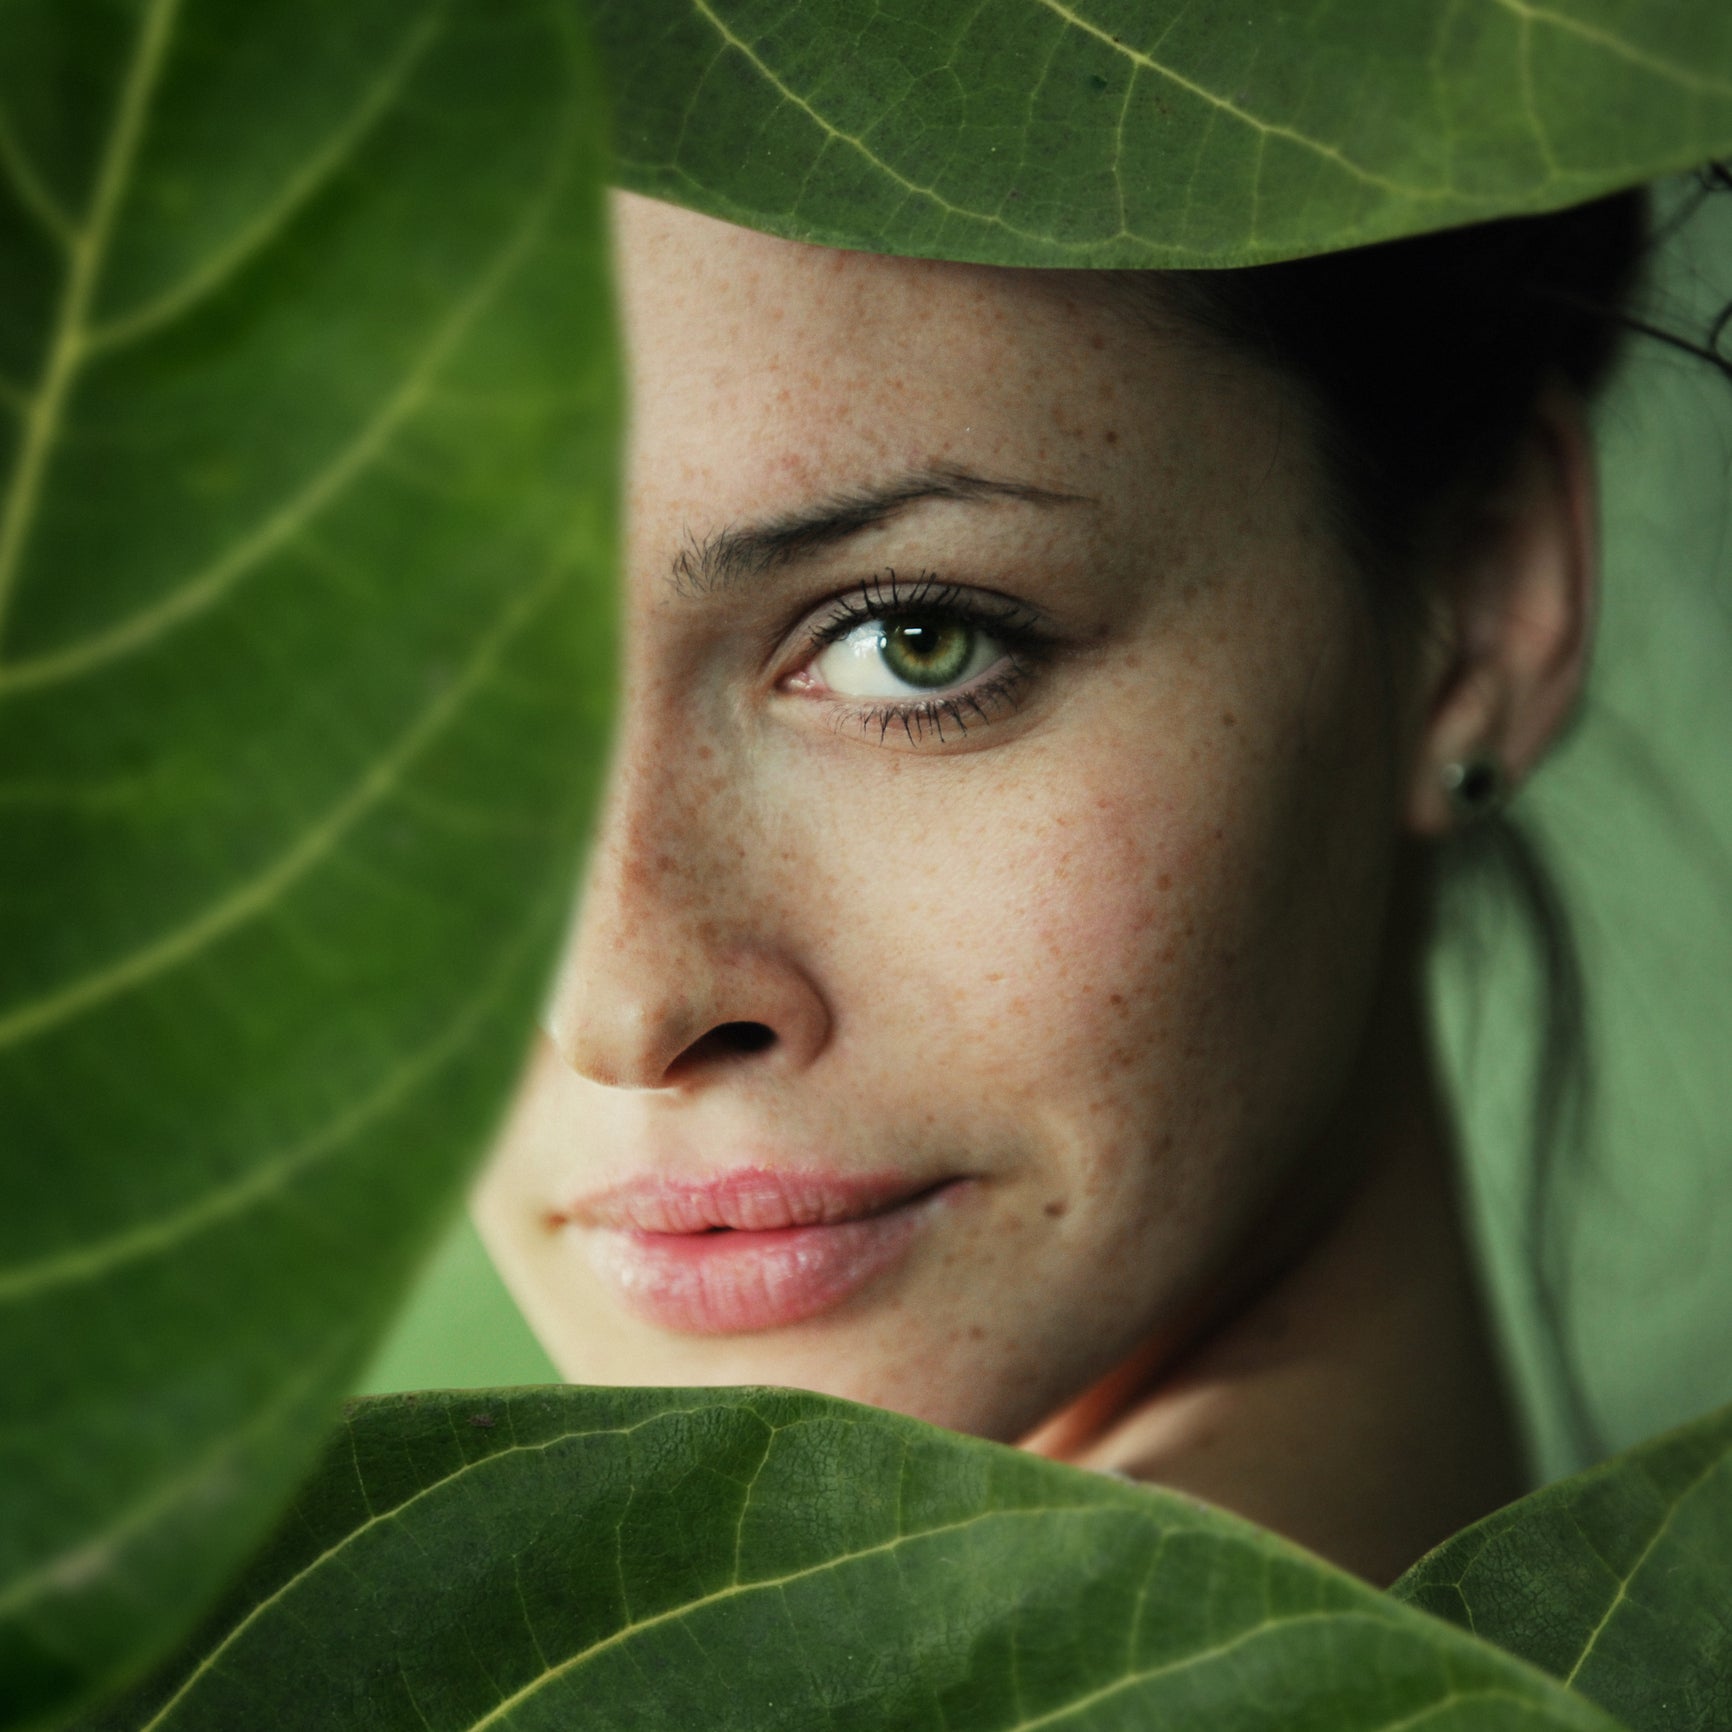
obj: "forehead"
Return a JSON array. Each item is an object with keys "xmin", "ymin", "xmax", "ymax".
[{"xmin": 611, "ymin": 193, "xmax": 1226, "ymax": 522}]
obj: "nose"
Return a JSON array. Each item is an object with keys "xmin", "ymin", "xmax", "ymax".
[{"xmin": 543, "ymin": 736, "xmax": 831, "ymax": 1091}]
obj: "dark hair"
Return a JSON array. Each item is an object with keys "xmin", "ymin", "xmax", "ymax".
[{"xmin": 1161, "ymin": 189, "xmax": 1650, "ymax": 582}]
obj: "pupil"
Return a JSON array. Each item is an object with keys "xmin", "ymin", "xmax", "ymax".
[{"xmin": 882, "ymin": 617, "xmax": 970, "ymax": 688}]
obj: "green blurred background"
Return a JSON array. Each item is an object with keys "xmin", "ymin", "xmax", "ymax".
[{"xmin": 361, "ymin": 179, "xmax": 1732, "ymax": 1484}]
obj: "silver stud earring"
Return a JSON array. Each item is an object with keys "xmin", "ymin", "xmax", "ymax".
[{"xmin": 1441, "ymin": 756, "xmax": 1507, "ymax": 823}]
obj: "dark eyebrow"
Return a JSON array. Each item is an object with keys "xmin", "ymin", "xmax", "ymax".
[{"xmin": 670, "ymin": 467, "xmax": 1091, "ymax": 596}]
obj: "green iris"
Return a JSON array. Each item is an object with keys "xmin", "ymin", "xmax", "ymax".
[{"xmin": 879, "ymin": 617, "xmax": 974, "ymax": 688}]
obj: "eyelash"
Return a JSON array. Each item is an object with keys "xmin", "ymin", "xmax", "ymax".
[{"xmin": 793, "ymin": 570, "xmax": 1049, "ymax": 746}]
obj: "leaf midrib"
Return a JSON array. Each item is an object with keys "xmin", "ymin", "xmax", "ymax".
[
  {"xmin": 133, "ymin": 1403, "xmax": 764, "ymax": 1730},
  {"xmin": 0, "ymin": 113, "xmax": 564, "ymax": 699},
  {"xmin": 0, "ymin": 0, "xmax": 183, "ymax": 654},
  {"xmin": 465, "ymin": 1505, "xmax": 1318, "ymax": 1732},
  {"xmin": 82, "ymin": 5, "xmax": 449, "ymax": 359},
  {"xmin": 1562, "ymin": 1452, "xmax": 1729, "ymax": 1687}
]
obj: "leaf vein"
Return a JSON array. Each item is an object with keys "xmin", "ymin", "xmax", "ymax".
[
  {"xmin": 1027, "ymin": 0, "xmax": 1440, "ymax": 199},
  {"xmin": 1515, "ymin": 12, "xmax": 1561, "ymax": 175},
  {"xmin": 131, "ymin": 1404, "xmax": 784, "ymax": 1729},
  {"xmin": 0, "ymin": 1328, "xmax": 351, "ymax": 1622},
  {"xmin": 0, "ymin": 559, "xmax": 563, "ymax": 1054},
  {"xmin": 0, "ymin": 910, "xmax": 529, "ymax": 1302},
  {"xmin": 1562, "ymin": 1451, "xmax": 1729, "ymax": 1686},
  {"xmin": 460, "ymin": 1503, "xmax": 1214, "ymax": 1731},
  {"xmin": 686, "ymin": 0, "xmax": 999, "ymax": 228},
  {"xmin": 1487, "ymin": 0, "xmax": 1732, "ymax": 98},
  {"xmin": 998, "ymin": 1610, "xmax": 1403, "ymax": 1730},
  {"xmin": 0, "ymin": 100, "xmax": 568, "ymax": 698},
  {"xmin": 84, "ymin": 4, "xmax": 450, "ymax": 356},
  {"xmin": 0, "ymin": 0, "xmax": 183, "ymax": 651},
  {"xmin": 0, "ymin": 100, "xmax": 75, "ymax": 248}
]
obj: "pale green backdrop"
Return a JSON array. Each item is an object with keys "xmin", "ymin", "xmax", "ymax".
[{"xmin": 362, "ymin": 183, "xmax": 1732, "ymax": 1483}]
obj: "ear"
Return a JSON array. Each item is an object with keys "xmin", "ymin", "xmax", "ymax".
[{"xmin": 1406, "ymin": 390, "xmax": 1599, "ymax": 837}]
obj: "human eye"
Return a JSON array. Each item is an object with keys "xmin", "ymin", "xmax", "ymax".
[{"xmin": 778, "ymin": 571, "xmax": 1048, "ymax": 745}]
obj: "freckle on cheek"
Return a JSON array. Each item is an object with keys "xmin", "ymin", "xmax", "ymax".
[{"xmin": 1043, "ymin": 1199, "xmax": 1069, "ymax": 1218}]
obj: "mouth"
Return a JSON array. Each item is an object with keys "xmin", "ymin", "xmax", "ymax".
[{"xmin": 566, "ymin": 1166, "xmax": 965, "ymax": 1335}]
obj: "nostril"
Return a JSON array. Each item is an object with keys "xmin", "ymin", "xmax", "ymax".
[
  {"xmin": 666, "ymin": 1021, "xmax": 777, "ymax": 1079},
  {"xmin": 716, "ymin": 1021, "xmax": 777, "ymax": 1055}
]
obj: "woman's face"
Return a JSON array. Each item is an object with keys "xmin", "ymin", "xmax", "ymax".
[{"xmin": 473, "ymin": 194, "xmax": 1420, "ymax": 1442}]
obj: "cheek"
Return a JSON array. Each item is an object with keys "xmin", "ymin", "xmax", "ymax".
[{"xmin": 771, "ymin": 620, "xmax": 1397, "ymax": 1210}]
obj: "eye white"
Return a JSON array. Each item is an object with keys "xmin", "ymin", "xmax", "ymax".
[{"xmin": 811, "ymin": 619, "xmax": 1001, "ymax": 698}]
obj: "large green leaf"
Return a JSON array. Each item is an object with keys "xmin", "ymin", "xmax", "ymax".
[
  {"xmin": 0, "ymin": 2, "xmax": 614, "ymax": 1723},
  {"xmin": 589, "ymin": 0, "xmax": 1732, "ymax": 267},
  {"xmin": 87, "ymin": 1386, "xmax": 1628, "ymax": 1732},
  {"xmin": 1394, "ymin": 1403, "xmax": 1732, "ymax": 1732}
]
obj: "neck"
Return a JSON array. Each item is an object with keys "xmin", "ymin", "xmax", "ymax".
[{"xmin": 1021, "ymin": 993, "xmax": 1527, "ymax": 1587}]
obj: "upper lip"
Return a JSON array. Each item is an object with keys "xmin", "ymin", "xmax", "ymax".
[{"xmin": 567, "ymin": 1165, "xmax": 952, "ymax": 1235}]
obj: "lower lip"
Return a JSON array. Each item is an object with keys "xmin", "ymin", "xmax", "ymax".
[{"xmin": 584, "ymin": 1184, "xmax": 957, "ymax": 1335}]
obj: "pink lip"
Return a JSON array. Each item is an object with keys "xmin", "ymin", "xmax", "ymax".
[{"xmin": 568, "ymin": 1166, "xmax": 961, "ymax": 1335}]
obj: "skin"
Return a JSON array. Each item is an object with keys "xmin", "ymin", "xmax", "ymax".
[{"xmin": 475, "ymin": 194, "xmax": 1597, "ymax": 1584}]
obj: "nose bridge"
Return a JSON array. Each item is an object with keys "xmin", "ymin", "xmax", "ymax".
[
  {"xmin": 599, "ymin": 592, "xmax": 724, "ymax": 865},
  {"xmin": 545, "ymin": 687, "xmax": 828, "ymax": 1089},
  {"xmin": 558, "ymin": 685, "xmax": 717, "ymax": 1002}
]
